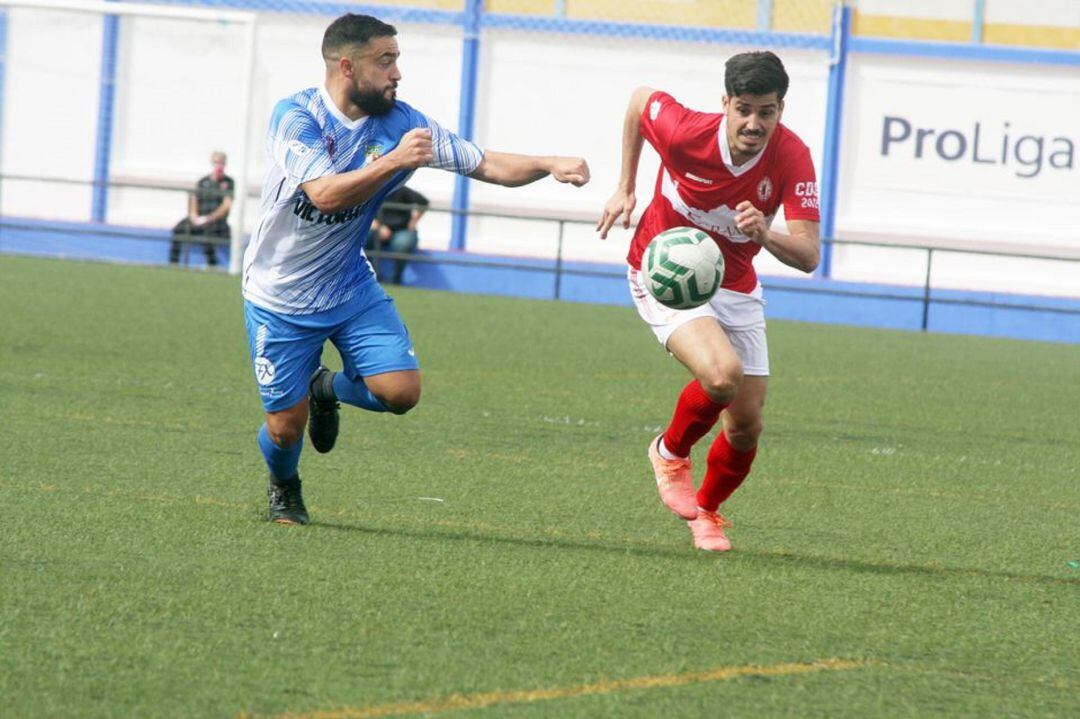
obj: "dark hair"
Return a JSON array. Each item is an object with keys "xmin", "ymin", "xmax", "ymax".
[
  {"xmin": 724, "ymin": 51, "xmax": 789, "ymax": 100},
  {"xmin": 322, "ymin": 14, "xmax": 397, "ymax": 60}
]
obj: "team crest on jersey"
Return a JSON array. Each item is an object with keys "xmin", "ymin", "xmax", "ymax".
[
  {"xmin": 363, "ymin": 144, "xmax": 384, "ymax": 166},
  {"xmin": 757, "ymin": 177, "xmax": 774, "ymax": 202},
  {"xmin": 649, "ymin": 100, "xmax": 662, "ymax": 121},
  {"xmin": 324, "ymin": 133, "xmax": 336, "ymax": 158},
  {"xmin": 254, "ymin": 357, "xmax": 276, "ymax": 386}
]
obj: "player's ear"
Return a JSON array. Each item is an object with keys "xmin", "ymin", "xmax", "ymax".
[{"xmin": 721, "ymin": 95, "xmax": 730, "ymax": 112}]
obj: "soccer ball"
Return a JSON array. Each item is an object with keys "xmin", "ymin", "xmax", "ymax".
[{"xmin": 641, "ymin": 227, "xmax": 724, "ymax": 309}]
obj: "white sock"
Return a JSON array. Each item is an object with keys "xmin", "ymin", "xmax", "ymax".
[{"xmin": 657, "ymin": 437, "xmax": 685, "ymax": 461}]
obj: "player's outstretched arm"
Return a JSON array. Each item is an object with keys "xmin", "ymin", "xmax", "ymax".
[
  {"xmin": 468, "ymin": 151, "xmax": 589, "ymax": 188},
  {"xmin": 597, "ymin": 86, "xmax": 655, "ymax": 239},
  {"xmin": 301, "ymin": 128, "xmax": 434, "ymax": 214}
]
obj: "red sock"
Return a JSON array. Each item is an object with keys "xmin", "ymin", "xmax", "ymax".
[
  {"xmin": 662, "ymin": 380, "xmax": 726, "ymax": 458},
  {"xmin": 697, "ymin": 432, "xmax": 757, "ymax": 511}
]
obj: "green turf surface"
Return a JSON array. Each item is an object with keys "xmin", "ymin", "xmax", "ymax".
[{"xmin": 2, "ymin": 255, "xmax": 1078, "ymax": 718}]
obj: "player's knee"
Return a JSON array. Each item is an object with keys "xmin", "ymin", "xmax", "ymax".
[
  {"xmin": 727, "ymin": 421, "xmax": 762, "ymax": 450},
  {"xmin": 266, "ymin": 414, "xmax": 305, "ymax": 447},
  {"xmin": 379, "ymin": 385, "xmax": 421, "ymax": 415},
  {"xmin": 267, "ymin": 424, "xmax": 303, "ymax": 447},
  {"xmin": 699, "ymin": 366, "xmax": 743, "ymax": 405}
]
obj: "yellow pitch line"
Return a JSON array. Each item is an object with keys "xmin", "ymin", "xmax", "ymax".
[{"xmin": 260, "ymin": 658, "xmax": 875, "ymax": 719}]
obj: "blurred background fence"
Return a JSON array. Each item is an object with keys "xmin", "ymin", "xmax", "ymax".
[{"xmin": 0, "ymin": 0, "xmax": 1077, "ymax": 341}]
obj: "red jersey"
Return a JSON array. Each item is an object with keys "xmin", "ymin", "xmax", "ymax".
[{"xmin": 629, "ymin": 91, "xmax": 820, "ymax": 294}]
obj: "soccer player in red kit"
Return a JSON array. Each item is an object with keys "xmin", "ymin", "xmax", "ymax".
[{"xmin": 597, "ymin": 51, "xmax": 821, "ymax": 552}]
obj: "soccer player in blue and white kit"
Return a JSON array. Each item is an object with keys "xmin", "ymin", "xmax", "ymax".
[{"xmin": 244, "ymin": 14, "xmax": 590, "ymax": 524}]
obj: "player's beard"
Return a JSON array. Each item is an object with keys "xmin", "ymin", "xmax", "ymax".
[{"xmin": 351, "ymin": 84, "xmax": 395, "ymax": 117}]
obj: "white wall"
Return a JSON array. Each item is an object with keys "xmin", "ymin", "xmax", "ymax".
[
  {"xmin": 1, "ymin": 7, "xmax": 102, "ymax": 220},
  {"xmin": 834, "ymin": 54, "xmax": 1080, "ymax": 296}
]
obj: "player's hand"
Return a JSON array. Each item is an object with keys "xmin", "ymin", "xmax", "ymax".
[
  {"xmin": 549, "ymin": 157, "xmax": 590, "ymax": 187},
  {"xmin": 596, "ymin": 188, "xmax": 636, "ymax": 240},
  {"xmin": 390, "ymin": 128, "xmax": 434, "ymax": 169},
  {"xmin": 735, "ymin": 200, "xmax": 767, "ymax": 244}
]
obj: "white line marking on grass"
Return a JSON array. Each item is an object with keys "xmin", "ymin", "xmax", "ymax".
[{"xmin": 541, "ymin": 415, "xmax": 599, "ymax": 426}]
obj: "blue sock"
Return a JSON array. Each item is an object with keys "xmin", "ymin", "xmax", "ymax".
[
  {"xmin": 258, "ymin": 423, "xmax": 303, "ymax": 482},
  {"xmin": 333, "ymin": 372, "xmax": 389, "ymax": 413}
]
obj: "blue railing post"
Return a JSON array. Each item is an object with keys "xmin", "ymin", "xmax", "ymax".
[
  {"xmin": 450, "ymin": 0, "xmax": 483, "ymax": 251},
  {"xmin": 756, "ymin": 0, "xmax": 773, "ymax": 32},
  {"xmin": 92, "ymin": 2, "xmax": 121, "ymax": 222},
  {"xmin": 0, "ymin": 8, "xmax": 8, "ymax": 218},
  {"xmin": 818, "ymin": 2, "xmax": 852, "ymax": 279},
  {"xmin": 971, "ymin": 0, "xmax": 986, "ymax": 43},
  {"xmin": 0, "ymin": 9, "xmax": 7, "ymax": 166}
]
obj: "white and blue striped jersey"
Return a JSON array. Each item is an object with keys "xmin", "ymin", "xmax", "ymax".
[{"xmin": 242, "ymin": 86, "xmax": 483, "ymax": 314}]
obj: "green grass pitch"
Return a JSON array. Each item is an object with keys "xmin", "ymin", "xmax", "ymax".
[{"xmin": 2, "ymin": 255, "xmax": 1078, "ymax": 718}]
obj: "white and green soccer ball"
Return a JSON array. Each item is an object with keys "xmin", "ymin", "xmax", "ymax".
[{"xmin": 641, "ymin": 226, "xmax": 725, "ymax": 310}]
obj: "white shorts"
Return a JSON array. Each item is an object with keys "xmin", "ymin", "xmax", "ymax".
[{"xmin": 628, "ymin": 268, "xmax": 770, "ymax": 376}]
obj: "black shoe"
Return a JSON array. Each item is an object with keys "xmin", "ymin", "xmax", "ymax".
[
  {"xmin": 308, "ymin": 365, "xmax": 340, "ymax": 454},
  {"xmin": 267, "ymin": 476, "xmax": 309, "ymax": 525}
]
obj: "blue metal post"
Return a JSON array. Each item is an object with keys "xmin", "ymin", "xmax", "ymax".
[
  {"xmin": 0, "ymin": 9, "xmax": 8, "ymax": 221},
  {"xmin": 0, "ymin": 11, "xmax": 7, "ymax": 164},
  {"xmin": 971, "ymin": 0, "xmax": 986, "ymax": 43},
  {"xmin": 92, "ymin": 5, "xmax": 120, "ymax": 222},
  {"xmin": 756, "ymin": 0, "xmax": 773, "ymax": 32},
  {"xmin": 450, "ymin": 0, "xmax": 482, "ymax": 251},
  {"xmin": 818, "ymin": 2, "xmax": 852, "ymax": 279}
]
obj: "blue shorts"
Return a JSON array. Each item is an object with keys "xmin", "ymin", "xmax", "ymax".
[{"xmin": 243, "ymin": 286, "xmax": 419, "ymax": 412}]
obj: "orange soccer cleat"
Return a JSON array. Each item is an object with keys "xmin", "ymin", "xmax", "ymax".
[
  {"xmin": 648, "ymin": 435, "xmax": 698, "ymax": 520},
  {"xmin": 687, "ymin": 510, "xmax": 732, "ymax": 552}
]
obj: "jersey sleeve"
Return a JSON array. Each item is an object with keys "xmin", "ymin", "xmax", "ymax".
[
  {"xmin": 429, "ymin": 116, "xmax": 484, "ymax": 174},
  {"xmin": 639, "ymin": 91, "xmax": 690, "ymax": 158},
  {"xmin": 779, "ymin": 142, "xmax": 820, "ymax": 223},
  {"xmin": 267, "ymin": 100, "xmax": 335, "ymax": 186},
  {"xmin": 407, "ymin": 107, "xmax": 484, "ymax": 175}
]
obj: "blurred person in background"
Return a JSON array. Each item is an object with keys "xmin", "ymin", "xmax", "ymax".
[
  {"xmin": 365, "ymin": 184, "xmax": 428, "ymax": 285},
  {"xmin": 243, "ymin": 13, "xmax": 590, "ymax": 525},
  {"xmin": 168, "ymin": 150, "xmax": 233, "ymax": 267}
]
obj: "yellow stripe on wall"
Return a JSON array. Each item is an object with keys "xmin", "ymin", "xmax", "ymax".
[
  {"xmin": 854, "ymin": 13, "xmax": 1080, "ymax": 50},
  {"xmin": 485, "ymin": 0, "xmax": 553, "ymax": 14},
  {"xmin": 853, "ymin": 15, "xmax": 972, "ymax": 43},
  {"xmin": 984, "ymin": 23, "xmax": 1080, "ymax": 51},
  {"xmin": 567, "ymin": 0, "xmax": 756, "ymax": 28},
  {"xmin": 381, "ymin": 0, "xmax": 1079, "ymax": 50},
  {"xmin": 771, "ymin": 0, "xmax": 833, "ymax": 35},
  {"xmin": 486, "ymin": 0, "xmax": 757, "ymax": 28},
  {"xmin": 365, "ymin": 0, "xmax": 466, "ymax": 10}
]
